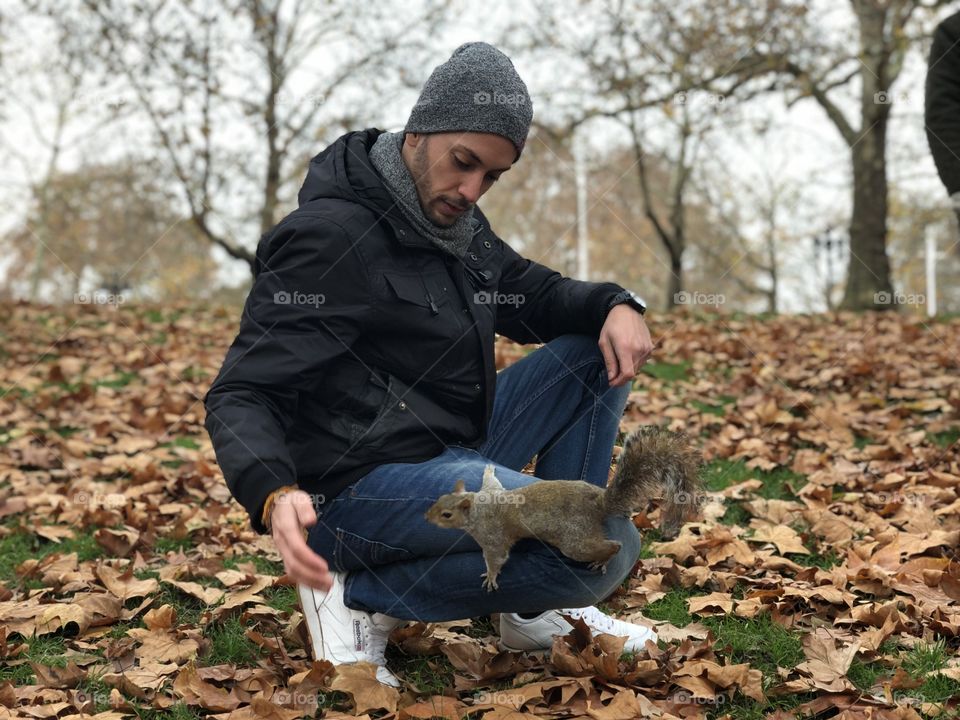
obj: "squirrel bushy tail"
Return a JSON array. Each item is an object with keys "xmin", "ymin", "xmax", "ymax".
[{"xmin": 604, "ymin": 426, "xmax": 703, "ymax": 535}]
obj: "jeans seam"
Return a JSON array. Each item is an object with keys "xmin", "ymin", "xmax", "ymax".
[{"xmin": 580, "ymin": 367, "xmax": 603, "ymax": 481}]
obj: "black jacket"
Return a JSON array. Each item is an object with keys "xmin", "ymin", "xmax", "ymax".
[
  {"xmin": 926, "ymin": 10, "xmax": 960, "ymax": 197},
  {"xmin": 204, "ymin": 128, "xmax": 628, "ymax": 533}
]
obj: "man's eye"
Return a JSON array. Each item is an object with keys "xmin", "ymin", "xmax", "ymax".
[{"xmin": 454, "ymin": 157, "xmax": 471, "ymax": 170}]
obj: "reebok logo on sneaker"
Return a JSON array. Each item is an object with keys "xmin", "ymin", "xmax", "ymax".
[{"xmin": 354, "ymin": 619, "xmax": 363, "ymax": 651}]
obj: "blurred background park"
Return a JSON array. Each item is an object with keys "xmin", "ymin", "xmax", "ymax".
[{"xmin": 1, "ymin": 0, "xmax": 959, "ymax": 315}]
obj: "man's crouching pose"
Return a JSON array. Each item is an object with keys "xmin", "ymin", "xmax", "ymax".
[{"xmin": 205, "ymin": 42, "xmax": 657, "ymax": 687}]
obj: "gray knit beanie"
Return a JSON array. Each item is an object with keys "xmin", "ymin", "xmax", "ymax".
[{"xmin": 404, "ymin": 42, "xmax": 533, "ymax": 161}]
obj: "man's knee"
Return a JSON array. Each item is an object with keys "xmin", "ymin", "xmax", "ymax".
[
  {"xmin": 544, "ymin": 334, "xmax": 605, "ymax": 368},
  {"xmin": 547, "ymin": 518, "xmax": 641, "ymax": 608}
]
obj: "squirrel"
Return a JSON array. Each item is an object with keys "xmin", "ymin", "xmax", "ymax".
[{"xmin": 424, "ymin": 426, "xmax": 704, "ymax": 591}]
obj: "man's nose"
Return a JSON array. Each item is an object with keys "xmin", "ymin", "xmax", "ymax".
[{"xmin": 458, "ymin": 173, "xmax": 484, "ymax": 204}]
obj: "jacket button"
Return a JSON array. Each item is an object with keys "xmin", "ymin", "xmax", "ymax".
[
  {"xmin": 462, "ymin": 307, "xmax": 469, "ymax": 314},
  {"xmin": 474, "ymin": 384, "xmax": 481, "ymax": 392},
  {"xmin": 469, "ymin": 253, "xmax": 478, "ymax": 261},
  {"xmin": 483, "ymin": 241, "xmax": 491, "ymax": 249},
  {"xmin": 398, "ymin": 400, "xmax": 407, "ymax": 410}
]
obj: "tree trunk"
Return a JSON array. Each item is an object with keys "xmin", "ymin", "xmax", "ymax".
[
  {"xmin": 842, "ymin": 120, "xmax": 894, "ymax": 309},
  {"xmin": 841, "ymin": 0, "xmax": 896, "ymax": 310}
]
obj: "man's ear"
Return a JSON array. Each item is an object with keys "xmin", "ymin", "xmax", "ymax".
[{"xmin": 453, "ymin": 479, "xmax": 466, "ymax": 494}]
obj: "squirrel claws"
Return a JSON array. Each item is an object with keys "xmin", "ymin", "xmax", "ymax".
[
  {"xmin": 481, "ymin": 572, "xmax": 499, "ymax": 591},
  {"xmin": 589, "ymin": 560, "xmax": 610, "ymax": 574}
]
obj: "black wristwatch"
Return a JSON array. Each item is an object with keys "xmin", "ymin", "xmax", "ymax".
[{"xmin": 607, "ymin": 289, "xmax": 647, "ymax": 316}]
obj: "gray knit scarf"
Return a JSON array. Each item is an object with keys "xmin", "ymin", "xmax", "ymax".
[{"xmin": 368, "ymin": 131, "xmax": 475, "ymax": 258}]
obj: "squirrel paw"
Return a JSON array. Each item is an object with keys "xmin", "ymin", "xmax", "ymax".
[
  {"xmin": 588, "ymin": 560, "xmax": 610, "ymax": 574},
  {"xmin": 481, "ymin": 572, "xmax": 499, "ymax": 592}
]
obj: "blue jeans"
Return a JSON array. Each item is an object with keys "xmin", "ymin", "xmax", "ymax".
[{"xmin": 306, "ymin": 334, "xmax": 636, "ymax": 621}]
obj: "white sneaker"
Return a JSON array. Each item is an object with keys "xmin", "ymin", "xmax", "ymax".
[
  {"xmin": 297, "ymin": 574, "xmax": 404, "ymax": 687},
  {"xmin": 500, "ymin": 606, "xmax": 658, "ymax": 653}
]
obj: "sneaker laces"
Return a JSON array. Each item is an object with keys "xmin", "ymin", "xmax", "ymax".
[
  {"xmin": 563, "ymin": 606, "xmax": 620, "ymax": 634},
  {"xmin": 363, "ymin": 613, "xmax": 400, "ymax": 663}
]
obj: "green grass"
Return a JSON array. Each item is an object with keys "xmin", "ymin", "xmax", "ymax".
[
  {"xmin": 791, "ymin": 548, "xmax": 842, "ymax": 569},
  {"xmin": 387, "ymin": 651, "xmax": 455, "ymax": 694},
  {"xmin": 897, "ymin": 639, "xmax": 960, "ymax": 708},
  {"xmin": 0, "ymin": 527, "xmax": 101, "ymax": 586},
  {"xmin": 642, "ymin": 587, "xmax": 697, "ymax": 627},
  {"xmin": 703, "ymin": 459, "xmax": 806, "ymax": 500},
  {"xmin": 129, "ymin": 702, "xmax": 204, "ymax": 720},
  {"xmin": 153, "ymin": 583, "xmax": 206, "ymax": 625},
  {"xmin": 719, "ymin": 503, "xmax": 751, "ymax": 527},
  {"xmin": 0, "ymin": 635, "xmax": 68, "ymax": 684},
  {"xmin": 222, "ymin": 554, "xmax": 284, "ymax": 575},
  {"xmin": 262, "ymin": 584, "xmax": 299, "ymax": 615},
  {"xmin": 640, "ymin": 360, "xmax": 691, "ymax": 383},
  {"xmin": 903, "ymin": 639, "xmax": 951, "ymax": 677},
  {"xmin": 153, "ymin": 536, "xmax": 195, "ymax": 554},
  {"xmin": 691, "ymin": 396, "xmax": 737, "ymax": 417},
  {"xmin": 928, "ymin": 428, "xmax": 959, "ymax": 450},
  {"xmin": 702, "ymin": 613, "xmax": 804, "ymax": 677},
  {"xmin": 848, "ymin": 655, "xmax": 888, "ymax": 690},
  {"xmin": 638, "ymin": 528, "xmax": 663, "ymax": 559},
  {"xmin": 205, "ymin": 616, "xmax": 264, "ymax": 665}
]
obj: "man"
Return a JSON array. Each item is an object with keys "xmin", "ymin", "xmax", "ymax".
[
  {"xmin": 204, "ymin": 42, "xmax": 655, "ymax": 687},
  {"xmin": 925, "ymin": 9, "xmax": 960, "ymax": 228}
]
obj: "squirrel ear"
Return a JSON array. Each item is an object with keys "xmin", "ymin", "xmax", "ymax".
[
  {"xmin": 453, "ymin": 479, "xmax": 466, "ymax": 494},
  {"xmin": 458, "ymin": 496, "xmax": 472, "ymax": 510}
]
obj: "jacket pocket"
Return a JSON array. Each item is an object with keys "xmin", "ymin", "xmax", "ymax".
[{"xmin": 384, "ymin": 271, "xmax": 450, "ymax": 312}]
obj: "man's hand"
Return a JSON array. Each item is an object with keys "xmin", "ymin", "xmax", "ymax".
[
  {"xmin": 271, "ymin": 490, "xmax": 333, "ymax": 591},
  {"xmin": 599, "ymin": 304, "xmax": 654, "ymax": 387}
]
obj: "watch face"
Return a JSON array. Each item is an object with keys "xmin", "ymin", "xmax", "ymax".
[{"xmin": 629, "ymin": 291, "xmax": 646, "ymax": 308}]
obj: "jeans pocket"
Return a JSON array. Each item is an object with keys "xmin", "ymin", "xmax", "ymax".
[{"xmin": 333, "ymin": 529, "xmax": 415, "ymax": 570}]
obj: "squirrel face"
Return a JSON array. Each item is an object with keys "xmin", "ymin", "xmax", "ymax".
[{"xmin": 424, "ymin": 479, "xmax": 473, "ymax": 529}]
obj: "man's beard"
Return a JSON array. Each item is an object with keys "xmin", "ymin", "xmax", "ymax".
[{"xmin": 411, "ymin": 141, "xmax": 458, "ymax": 228}]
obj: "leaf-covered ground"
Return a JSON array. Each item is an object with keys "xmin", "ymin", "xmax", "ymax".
[{"xmin": 1, "ymin": 303, "xmax": 959, "ymax": 720}]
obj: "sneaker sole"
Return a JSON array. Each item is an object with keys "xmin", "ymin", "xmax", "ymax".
[{"xmin": 297, "ymin": 583, "xmax": 327, "ymax": 660}]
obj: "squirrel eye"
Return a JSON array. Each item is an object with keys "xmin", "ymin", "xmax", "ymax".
[{"xmin": 442, "ymin": 511, "xmax": 452, "ymax": 518}]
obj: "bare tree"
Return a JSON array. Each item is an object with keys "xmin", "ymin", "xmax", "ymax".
[
  {"xmin": 514, "ymin": 0, "xmax": 789, "ymax": 307},
  {"xmin": 724, "ymin": 0, "xmax": 955, "ymax": 310},
  {"xmin": 49, "ymin": 0, "xmax": 449, "ymax": 275}
]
